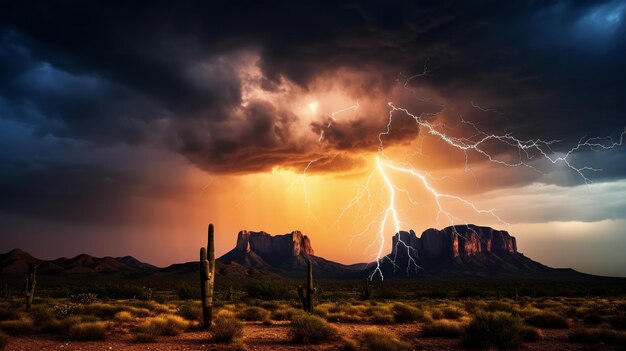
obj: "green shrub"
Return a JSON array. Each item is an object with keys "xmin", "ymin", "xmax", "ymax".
[
  {"xmin": 290, "ymin": 314, "xmax": 337, "ymax": 344},
  {"xmin": 237, "ymin": 306, "xmax": 268, "ymax": 321},
  {"xmin": 0, "ymin": 319, "xmax": 35, "ymax": 336},
  {"xmin": 360, "ymin": 327, "xmax": 412, "ymax": 351},
  {"xmin": 176, "ymin": 283, "xmax": 200, "ymax": 300},
  {"xmin": 245, "ymin": 281, "xmax": 293, "ymax": 300},
  {"xmin": 212, "ymin": 316, "xmax": 244, "ymax": 342},
  {"xmin": 421, "ymin": 320, "xmax": 464, "ymax": 338},
  {"xmin": 524, "ymin": 312, "xmax": 569, "ymax": 328},
  {"xmin": 462, "ymin": 311, "xmax": 525, "ymax": 349},
  {"xmin": 66, "ymin": 321, "xmax": 108, "ymax": 341},
  {"xmin": 392, "ymin": 303, "xmax": 427, "ymax": 323}
]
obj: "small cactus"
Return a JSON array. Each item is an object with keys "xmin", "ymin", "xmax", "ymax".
[
  {"xmin": 200, "ymin": 223, "xmax": 216, "ymax": 329},
  {"xmin": 25, "ymin": 265, "xmax": 37, "ymax": 309},
  {"xmin": 361, "ymin": 278, "xmax": 372, "ymax": 300},
  {"xmin": 298, "ymin": 260, "xmax": 316, "ymax": 312}
]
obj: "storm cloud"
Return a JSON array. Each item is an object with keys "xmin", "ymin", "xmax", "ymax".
[{"xmin": 1, "ymin": 0, "xmax": 625, "ymax": 223}]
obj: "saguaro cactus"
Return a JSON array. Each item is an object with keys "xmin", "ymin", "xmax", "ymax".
[
  {"xmin": 200, "ymin": 223, "xmax": 216, "ymax": 329},
  {"xmin": 298, "ymin": 260, "xmax": 316, "ymax": 312},
  {"xmin": 25, "ymin": 265, "xmax": 37, "ymax": 309},
  {"xmin": 361, "ymin": 278, "xmax": 372, "ymax": 300}
]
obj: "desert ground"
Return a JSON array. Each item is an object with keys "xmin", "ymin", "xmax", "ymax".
[{"xmin": 2, "ymin": 291, "xmax": 626, "ymax": 351}]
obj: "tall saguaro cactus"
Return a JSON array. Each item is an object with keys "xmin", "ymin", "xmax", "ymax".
[
  {"xmin": 25, "ymin": 265, "xmax": 37, "ymax": 309},
  {"xmin": 361, "ymin": 278, "xmax": 372, "ymax": 300},
  {"xmin": 200, "ymin": 224, "xmax": 216, "ymax": 329},
  {"xmin": 298, "ymin": 260, "xmax": 316, "ymax": 312}
]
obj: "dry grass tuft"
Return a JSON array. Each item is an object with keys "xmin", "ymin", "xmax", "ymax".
[
  {"xmin": 360, "ymin": 327, "xmax": 412, "ymax": 351},
  {"xmin": 66, "ymin": 321, "xmax": 108, "ymax": 341},
  {"xmin": 290, "ymin": 314, "xmax": 337, "ymax": 344},
  {"xmin": 212, "ymin": 315, "xmax": 244, "ymax": 342}
]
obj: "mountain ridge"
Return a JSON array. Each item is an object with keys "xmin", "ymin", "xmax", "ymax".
[{"xmin": 0, "ymin": 225, "xmax": 609, "ymax": 280}]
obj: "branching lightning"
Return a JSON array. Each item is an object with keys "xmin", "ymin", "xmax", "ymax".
[{"xmin": 296, "ymin": 74, "xmax": 625, "ymax": 282}]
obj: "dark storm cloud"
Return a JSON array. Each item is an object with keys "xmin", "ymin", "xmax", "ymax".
[{"xmin": 1, "ymin": 0, "xmax": 626, "ymax": 222}]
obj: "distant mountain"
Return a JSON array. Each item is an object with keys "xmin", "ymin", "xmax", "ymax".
[
  {"xmin": 0, "ymin": 225, "xmax": 601, "ymax": 280},
  {"xmin": 0, "ymin": 249, "xmax": 154, "ymax": 276}
]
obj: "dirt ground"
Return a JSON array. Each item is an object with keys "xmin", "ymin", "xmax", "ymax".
[{"xmin": 3, "ymin": 321, "xmax": 616, "ymax": 351}]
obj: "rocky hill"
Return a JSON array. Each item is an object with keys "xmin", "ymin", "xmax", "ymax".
[
  {"xmin": 377, "ymin": 224, "xmax": 564, "ymax": 278},
  {"xmin": 218, "ymin": 230, "xmax": 366, "ymax": 275}
]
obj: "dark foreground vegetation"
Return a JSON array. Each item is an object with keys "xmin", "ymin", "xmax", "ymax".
[{"xmin": 1, "ymin": 275, "xmax": 626, "ymax": 350}]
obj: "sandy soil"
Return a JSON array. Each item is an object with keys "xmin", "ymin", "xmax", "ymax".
[{"xmin": 3, "ymin": 321, "xmax": 617, "ymax": 351}]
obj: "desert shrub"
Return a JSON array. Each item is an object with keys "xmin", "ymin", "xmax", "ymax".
[
  {"xmin": 212, "ymin": 316, "xmax": 244, "ymax": 342},
  {"xmin": 484, "ymin": 300, "xmax": 515, "ymax": 313},
  {"xmin": 177, "ymin": 302, "xmax": 202, "ymax": 321},
  {"xmin": 429, "ymin": 309, "xmax": 444, "ymax": 320},
  {"xmin": 52, "ymin": 303, "xmax": 75, "ymax": 319},
  {"xmin": 583, "ymin": 313, "xmax": 603, "ymax": 326},
  {"xmin": 271, "ymin": 307, "xmax": 298, "ymax": 321},
  {"xmin": 610, "ymin": 313, "xmax": 626, "ymax": 330},
  {"xmin": 392, "ymin": 303, "xmax": 427, "ymax": 323},
  {"xmin": 0, "ymin": 331, "xmax": 8, "ymax": 349},
  {"xmin": 41, "ymin": 319, "xmax": 65, "ymax": 334},
  {"xmin": 245, "ymin": 281, "xmax": 293, "ymax": 300},
  {"xmin": 290, "ymin": 314, "xmax": 337, "ymax": 344},
  {"xmin": 524, "ymin": 311, "xmax": 569, "ymax": 328},
  {"xmin": 79, "ymin": 302, "xmax": 124, "ymax": 319},
  {"xmin": 136, "ymin": 315, "xmax": 189, "ymax": 339},
  {"xmin": 114, "ymin": 311, "xmax": 133, "ymax": 323},
  {"xmin": 176, "ymin": 283, "xmax": 199, "ymax": 300},
  {"xmin": 464, "ymin": 300, "xmax": 487, "ymax": 314},
  {"xmin": 568, "ymin": 328, "xmax": 626, "ymax": 345},
  {"xmin": 422, "ymin": 320, "xmax": 464, "ymax": 338},
  {"xmin": 66, "ymin": 321, "xmax": 108, "ymax": 341},
  {"xmin": 520, "ymin": 326, "xmax": 543, "ymax": 341},
  {"xmin": 371, "ymin": 311, "xmax": 394, "ymax": 324},
  {"xmin": 30, "ymin": 306, "xmax": 54, "ymax": 325},
  {"xmin": 237, "ymin": 306, "xmax": 268, "ymax": 321},
  {"xmin": 0, "ymin": 308, "xmax": 19, "ymax": 322},
  {"xmin": 462, "ymin": 311, "xmax": 525, "ymax": 349},
  {"xmin": 0, "ymin": 319, "xmax": 35, "ymax": 336},
  {"xmin": 360, "ymin": 327, "xmax": 412, "ymax": 351},
  {"xmin": 70, "ymin": 293, "xmax": 98, "ymax": 304},
  {"xmin": 442, "ymin": 306, "xmax": 465, "ymax": 320}
]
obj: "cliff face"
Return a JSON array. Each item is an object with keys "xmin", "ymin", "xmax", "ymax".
[
  {"xmin": 392, "ymin": 225, "xmax": 517, "ymax": 261},
  {"xmin": 234, "ymin": 230, "xmax": 314, "ymax": 257}
]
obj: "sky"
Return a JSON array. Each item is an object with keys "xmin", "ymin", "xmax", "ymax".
[{"xmin": 1, "ymin": 1, "xmax": 626, "ymax": 276}]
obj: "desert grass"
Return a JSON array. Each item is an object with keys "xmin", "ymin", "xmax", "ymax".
[
  {"xmin": 524, "ymin": 311, "xmax": 569, "ymax": 328},
  {"xmin": 359, "ymin": 327, "xmax": 412, "ymax": 351},
  {"xmin": 66, "ymin": 321, "xmax": 109, "ymax": 341},
  {"xmin": 290, "ymin": 313, "xmax": 337, "ymax": 344},
  {"xmin": 462, "ymin": 311, "xmax": 525, "ymax": 349},
  {"xmin": 212, "ymin": 315, "xmax": 244, "ymax": 342}
]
